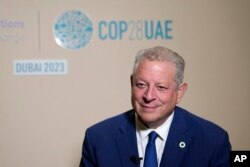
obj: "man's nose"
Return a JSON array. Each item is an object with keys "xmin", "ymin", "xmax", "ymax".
[{"xmin": 143, "ymin": 86, "xmax": 156, "ymax": 102}]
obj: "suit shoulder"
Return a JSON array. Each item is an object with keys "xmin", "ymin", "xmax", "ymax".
[
  {"xmin": 86, "ymin": 110, "xmax": 134, "ymax": 135},
  {"xmin": 175, "ymin": 106, "xmax": 228, "ymax": 136}
]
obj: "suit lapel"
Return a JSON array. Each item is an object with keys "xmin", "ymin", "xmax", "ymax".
[
  {"xmin": 115, "ymin": 110, "xmax": 140, "ymax": 167},
  {"xmin": 160, "ymin": 107, "xmax": 194, "ymax": 167}
]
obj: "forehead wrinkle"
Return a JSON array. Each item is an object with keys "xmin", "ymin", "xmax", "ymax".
[{"xmin": 134, "ymin": 61, "xmax": 176, "ymax": 84}]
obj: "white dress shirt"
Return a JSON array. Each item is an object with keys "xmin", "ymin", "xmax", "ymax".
[{"xmin": 135, "ymin": 111, "xmax": 174, "ymax": 167}]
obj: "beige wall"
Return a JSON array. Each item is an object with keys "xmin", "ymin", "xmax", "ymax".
[{"xmin": 1, "ymin": 0, "xmax": 250, "ymax": 166}]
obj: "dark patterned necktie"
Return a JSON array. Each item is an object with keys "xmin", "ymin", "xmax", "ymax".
[{"xmin": 143, "ymin": 131, "xmax": 158, "ymax": 167}]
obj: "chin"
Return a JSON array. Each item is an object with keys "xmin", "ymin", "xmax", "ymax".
[{"xmin": 139, "ymin": 113, "xmax": 159, "ymax": 124}]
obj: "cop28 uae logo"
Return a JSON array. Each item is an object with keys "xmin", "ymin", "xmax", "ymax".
[{"xmin": 53, "ymin": 10, "xmax": 93, "ymax": 49}]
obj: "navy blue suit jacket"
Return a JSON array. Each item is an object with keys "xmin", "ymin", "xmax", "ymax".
[{"xmin": 80, "ymin": 106, "xmax": 231, "ymax": 167}]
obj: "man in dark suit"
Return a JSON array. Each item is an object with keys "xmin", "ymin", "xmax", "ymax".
[{"xmin": 80, "ymin": 46, "xmax": 231, "ymax": 167}]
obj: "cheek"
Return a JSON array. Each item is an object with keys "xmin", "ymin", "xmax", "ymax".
[
  {"xmin": 158, "ymin": 92, "xmax": 177, "ymax": 104},
  {"xmin": 132, "ymin": 89, "xmax": 144, "ymax": 101}
]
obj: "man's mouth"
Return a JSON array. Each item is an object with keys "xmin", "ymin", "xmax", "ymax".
[
  {"xmin": 141, "ymin": 104, "xmax": 157, "ymax": 108},
  {"xmin": 141, "ymin": 105, "xmax": 158, "ymax": 112}
]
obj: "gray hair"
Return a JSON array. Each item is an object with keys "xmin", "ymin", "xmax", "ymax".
[{"xmin": 132, "ymin": 46, "xmax": 185, "ymax": 87}]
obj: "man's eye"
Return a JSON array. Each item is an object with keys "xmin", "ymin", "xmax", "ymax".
[
  {"xmin": 136, "ymin": 83, "xmax": 146, "ymax": 88},
  {"xmin": 157, "ymin": 86, "xmax": 167, "ymax": 91}
]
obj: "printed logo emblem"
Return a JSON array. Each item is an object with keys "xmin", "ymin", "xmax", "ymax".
[{"xmin": 53, "ymin": 10, "xmax": 93, "ymax": 49}]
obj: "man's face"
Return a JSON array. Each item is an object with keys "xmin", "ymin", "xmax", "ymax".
[{"xmin": 131, "ymin": 60, "xmax": 187, "ymax": 128}]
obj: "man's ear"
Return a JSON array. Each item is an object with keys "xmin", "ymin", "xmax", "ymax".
[{"xmin": 177, "ymin": 83, "xmax": 188, "ymax": 104}]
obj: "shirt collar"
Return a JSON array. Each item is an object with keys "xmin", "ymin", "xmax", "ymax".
[{"xmin": 135, "ymin": 111, "xmax": 174, "ymax": 141}]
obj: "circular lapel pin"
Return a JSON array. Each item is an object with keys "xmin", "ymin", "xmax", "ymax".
[{"xmin": 179, "ymin": 141, "xmax": 186, "ymax": 148}]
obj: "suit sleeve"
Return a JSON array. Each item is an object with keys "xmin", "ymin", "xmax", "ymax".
[
  {"xmin": 210, "ymin": 131, "xmax": 231, "ymax": 167},
  {"xmin": 79, "ymin": 129, "xmax": 97, "ymax": 167}
]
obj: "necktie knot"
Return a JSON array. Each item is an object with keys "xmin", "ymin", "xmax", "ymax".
[{"xmin": 148, "ymin": 131, "xmax": 158, "ymax": 143}]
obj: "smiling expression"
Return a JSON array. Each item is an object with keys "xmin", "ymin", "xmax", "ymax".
[{"xmin": 131, "ymin": 60, "xmax": 187, "ymax": 128}]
